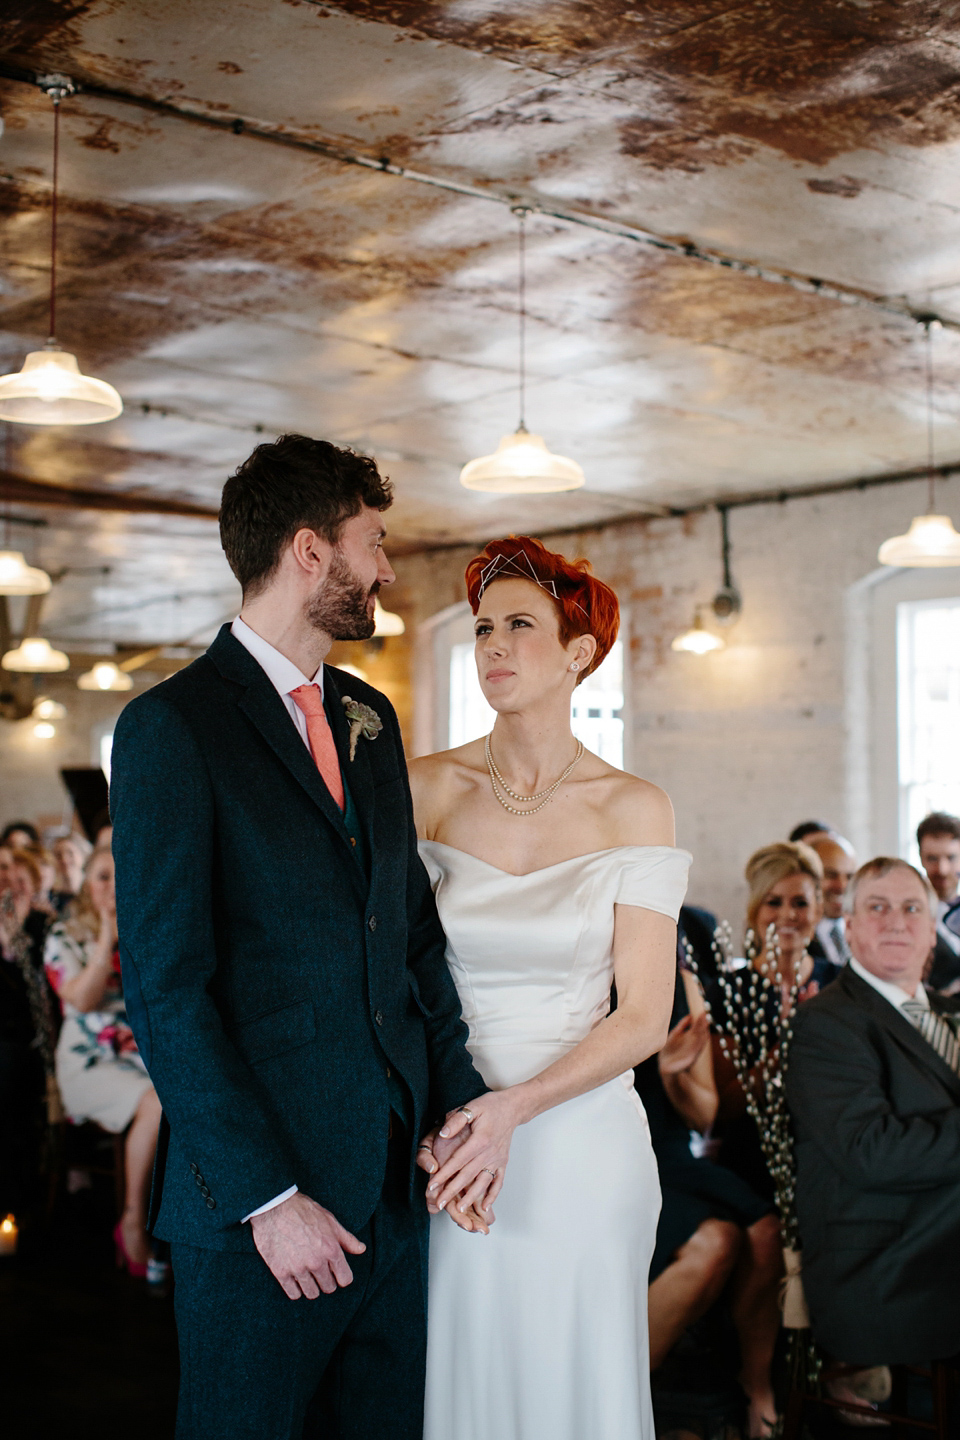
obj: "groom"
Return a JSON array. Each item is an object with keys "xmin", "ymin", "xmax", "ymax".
[{"xmin": 110, "ymin": 435, "xmax": 487, "ymax": 1439}]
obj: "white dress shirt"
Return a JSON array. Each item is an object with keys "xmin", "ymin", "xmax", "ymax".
[
  {"xmin": 231, "ymin": 616, "xmax": 323, "ymax": 1221},
  {"xmin": 849, "ymin": 956, "xmax": 928, "ymax": 1011},
  {"xmin": 815, "ymin": 915, "xmax": 851, "ymax": 967}
]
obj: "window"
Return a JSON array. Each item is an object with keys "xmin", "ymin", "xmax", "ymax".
[
  {"xmin": 897, "ymin": 597, "xmax": 960, "ymax": 856},
  {"xmin": 449, "ymin": 638, "xmax": 625, "ymax": 769}
]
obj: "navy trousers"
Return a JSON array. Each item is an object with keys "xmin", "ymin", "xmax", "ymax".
[{"xmin": 171, "ymin": 1131, "xmax": 428, "ymax": 1440}]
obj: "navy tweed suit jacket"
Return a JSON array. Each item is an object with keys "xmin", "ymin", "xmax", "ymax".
[{"xmin": 110, "ymin": 625, "xmax": 484, "ymax": 1252}]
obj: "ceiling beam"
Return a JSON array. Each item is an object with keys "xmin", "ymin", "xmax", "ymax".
[
  {"xmin": 0, "ymin": 468, "xmax": 219, "ymax": 519},
  {"xmin": 0, "ymin": 60, "xmax": 944, "ymax": 334}
]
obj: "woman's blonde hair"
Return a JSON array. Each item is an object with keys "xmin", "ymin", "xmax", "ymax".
[
  {"xmin": 63, "ymin": 847, "xmax": 114, "ymax": 944},
  {"xmin": 745, "ymin": 841, "xmax": 823, "ymax": 937}
]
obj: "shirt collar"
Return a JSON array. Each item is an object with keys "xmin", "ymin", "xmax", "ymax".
[
  {"xmin": 230, "ymin": 617, "xmax": 323, "ymax": 700},
  {"xmin": 849, "ymin": 956, "xmax": 928, "ymax": 1011}
]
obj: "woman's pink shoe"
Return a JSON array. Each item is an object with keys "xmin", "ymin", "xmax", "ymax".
[{"xmin": 113, "ymin": 1220, "xmax": 148, "ymax": 1278}]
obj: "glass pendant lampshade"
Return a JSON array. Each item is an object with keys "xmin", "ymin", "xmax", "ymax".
[
  {"xmin": 0, "ymin": 550, "xmax": 51, "ymax": 595},
  {"xmin": 2, "ymin": 636, "xmax": 69, "ymax": 672},
  {"xmin": 0, "ymin": 83, "xmax": 123, "ymax": 427},
  {"xmin": 33, "ymin": 696, "xmax": 66, "ymax": 720},
  {"xmin": 460, "ymin": 426, "xmax": 585, "ymax": 494},
  {"xmin": 373, "ymin": 599, "xmax": 405, "ymax": 637},
  {"xmin": 0, "ymin": 345, "xmax": 122, "ymax": 426},
  {"xmin": 77, "ymin": 660, "xmax": 133, "ymax": 692},
  {"xmin": 671, "ymin": 610, "xmax": 725, "ymax": 655},
  {"xmin": 877, "ymin": 513, "xmax": 960, "ymax": 567},
  {"xmin": 32, "ymin": 721, "xmax": 56, "ymax": 740}
]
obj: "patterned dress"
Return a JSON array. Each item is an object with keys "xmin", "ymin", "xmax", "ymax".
[{"xmin": 44, "ymin": 923, "xmax": 152, "ymax": 1132}]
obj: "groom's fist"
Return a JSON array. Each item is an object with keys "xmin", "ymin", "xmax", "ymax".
[{"xmin": 250, "ymin": 1192, "xmax": 366, "ymax": 1299}]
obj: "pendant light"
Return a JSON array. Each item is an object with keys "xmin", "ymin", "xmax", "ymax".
[
  {"xmin": 373, "ymin": 598, "xmax": 405, "ymax": 637},
  {"xmin": 0, "ymin": 550, "xmax": 51, "ymax": 595},
  {"xmin": 879, "ymin": 320, "xmax": 960, "ymax": 566},
  {"xmin": 77, "ymin": 659, "xmax": 133, "ymax": 692},
  {"xmin": 2, "ymin": 636, "xmax": 69, "ymax": 672},
  {"xmin": 0, "ymin": 76, "xmax": 122, "ymax": 426},
  {"xmin": 671, "ymin": 608, "xmax": 725, "ymax": 655},
  {"xmin": 33, "ymin": 696, "xmax": 66, "ymax": 720},
  {"xmin": 460, "ymin": 209, "xmax": 584, "ymax": 494}
]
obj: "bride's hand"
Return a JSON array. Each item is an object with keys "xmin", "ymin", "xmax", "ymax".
[
  {"xmin": 417, "ymin": 1127, "xmax": 493, "ymax": 1234},
  {"xmin": 426, "ymin": 1091, "xmax": 522, "ymax": 1217}
]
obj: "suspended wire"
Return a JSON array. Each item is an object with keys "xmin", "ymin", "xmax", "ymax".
[
  {"xmin": 49, "ymin": 94, "xmax": 60, "ymax": 342},
  {"xmin": 925, "ymin": 320, "xmax": 936, "ymax": 514},
  {"xmin": 517, "ymin": 207, "xmax": 527, "ymax": 431}
]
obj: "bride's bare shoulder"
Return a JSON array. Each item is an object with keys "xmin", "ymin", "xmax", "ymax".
[
  {"xmin": 408, "ymin": 740, "xmax": 486, "ymax": 830},
  {"xmin": 596, "ymin": 765, "xmax": 676, "ymax": 848}
]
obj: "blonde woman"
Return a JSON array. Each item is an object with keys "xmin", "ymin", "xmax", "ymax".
[
  {"xmin": 711, "ymin": 841, "xmax": 831, "ymax": 1436},
  {"xmin": 44, "ymin": 847, "xmax": 161, "ymax": 1275}
]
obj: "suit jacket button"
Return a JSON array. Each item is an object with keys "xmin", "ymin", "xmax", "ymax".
[
  {"xmin": 190, "ymin": 1163, "xmax": 198, "ymax": 1175},
  {"xmin": 368, "ymin": 915, "xmax": 377, "ymax": 932},
  {"xmin": 200, "ymin": 1186, "xmax": 210, "ymax": 1198},
  {"xmin": 195, "ymin": 1175, "xmax": 204, "ymax": 1187},
  {"xmin": 206, "ymin": 1197, "xmax": 216, "ymax": 1209},
  {"xmin": 374, "ymin": 1010, "xmax": 384, "ymax": 1027}
]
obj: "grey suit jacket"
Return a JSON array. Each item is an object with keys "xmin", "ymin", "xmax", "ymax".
[{"xmin": 786, "ymin": 966, "xmax": 960, "ymax": 1364}]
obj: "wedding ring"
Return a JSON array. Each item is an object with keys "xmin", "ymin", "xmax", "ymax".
[
  {"xmin": 457, "ymin": 1106, "xmax": 474, "ymax": 1121},
  {"xmin": 480, "ymin": 1167, "xmax": 497, "ymax": 1178},
  {"xmin": 417, "ymin": 1143, "xmax": 433, "ymax": 1152}
]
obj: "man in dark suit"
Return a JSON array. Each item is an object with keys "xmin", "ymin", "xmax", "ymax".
[
  {"xmin": 110, "ymin": 435, "xmax": 488, "ymax": 1439},
  {"xmin": 917, "ymin": 812, "xmax": 960, "ymax": 993},
  {"xmin": 786, "ymin": 857, "xmax": 960, "ymax": 1384}
]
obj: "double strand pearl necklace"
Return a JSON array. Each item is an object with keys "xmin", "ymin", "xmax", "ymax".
[{"xmin": 484, "ymin": 733, "xmax": 584, "ymax": 817}]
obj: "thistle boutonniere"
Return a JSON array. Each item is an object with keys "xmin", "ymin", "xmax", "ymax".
[{"xmin": 342, "ymin": 696, "xmax": 382, "ymax": 761}]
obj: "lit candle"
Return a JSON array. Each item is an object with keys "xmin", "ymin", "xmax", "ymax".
[{"xmin": 0, "ymin": 1214, "xmax": 18, "ymax": 1256}]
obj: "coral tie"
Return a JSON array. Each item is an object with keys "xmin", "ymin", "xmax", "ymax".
[{"xmin": 290, "ymin": 683, "xmax": 345, "ymax": 813}]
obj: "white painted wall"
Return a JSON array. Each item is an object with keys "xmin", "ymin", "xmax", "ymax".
[{"xmin": 390, "ymin": 473, "xmax": 960, "ymax": 928}]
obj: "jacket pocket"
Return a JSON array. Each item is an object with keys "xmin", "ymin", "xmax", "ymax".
[
  {"xmin": 827, "ymin": 1220, "xmax": 902, "ymax": 1250},
  {"xmin": 408, "ymin": 974, "xmax": 432, "ymax": 1019},
  {"xmin": 233, "ymin": 999, "xmax": 316, "ymax": 1065}
]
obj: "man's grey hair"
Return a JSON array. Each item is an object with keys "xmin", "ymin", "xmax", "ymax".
[{"xmin": 843, "ymin": 856, "xmax": 938, "ymax": 919}]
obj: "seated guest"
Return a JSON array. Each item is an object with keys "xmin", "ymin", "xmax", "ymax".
[
  {"xmin": 44, "ymin": 847, "xmax": 161, "ymax": 1277},
  {"xmin": 0, "ymin": 820, "xmax": 39, "ymax": 850},
  {"xmin": 808, "ymin": 833, "xmax": 857, "ymax": 967},
  {"xmin": 51, "ymin": 831, "xmax": 91, "ymax": 910},
  {"xmin": 713, "ymin": 842, "xmax": 833, "ymax": 1201},
  {"xmin": 640, "ymin": 965, "xmax": 781, "ymax": 1439},
  {"xmin": 0, "ymin": 846, "xmax": 60, "ymax": 1218},
  {"xmin": 916, "ymin": 812, "xmax": 960, "ymax": 993},
  {"xmin": 787, "ymin": 857, "xmax": 960, "ymax": 1391}
]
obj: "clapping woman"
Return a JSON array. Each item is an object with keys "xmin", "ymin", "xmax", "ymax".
[{"xmin": 44, "ymin": 847, "xmax": 161, "ymax": 1276}]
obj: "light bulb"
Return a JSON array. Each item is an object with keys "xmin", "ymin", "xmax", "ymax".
[
  {"xmin": 33, "ymin": 721, "xmax": 56, "ymax": 739},
  {"xmin": 671, "ymin": 613, "xmax": 725, "ymax": 655},
  {"xmin": 77, "ymin": 660, "xmax": 133, "ymax": 692},
  {"xmin": 373, "ymin": 600, "xmax": 405, "ymax": 637}
]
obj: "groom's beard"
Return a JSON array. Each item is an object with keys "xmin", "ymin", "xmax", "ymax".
[{"xmin": 306, "ymin": 547, "xmax": 378, "ymax": 641}]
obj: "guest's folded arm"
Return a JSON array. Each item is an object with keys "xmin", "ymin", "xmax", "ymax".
[
  {"xmin": 112, "ymin": 695, "xmax": 299, "ymax": 1228},
  {"xmin": 787, "ymin": 1006, "xmax": 960, "ymax": 1193}
]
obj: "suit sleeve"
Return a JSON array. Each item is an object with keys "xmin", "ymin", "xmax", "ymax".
[
  {"xmin": 786, "ymin": 1002, "xmax": 960, "ymax": 1193},
  {"xmin": 111, "ymin": 692, "xmax": 299, "ymax": 1228},
  {"xmin": 383, "ymin": 706, "xmax": 488, "ymax": 1122}
]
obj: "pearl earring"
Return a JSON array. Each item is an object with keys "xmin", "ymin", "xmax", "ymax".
[{"xmin": 570, "ymin": 662, "xmax": 579, "ymax": 671}]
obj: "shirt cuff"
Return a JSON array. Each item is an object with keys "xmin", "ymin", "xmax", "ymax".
[{"xmin": 242, "ymin": 1185, "xmax": 298, "ymax": 1223}]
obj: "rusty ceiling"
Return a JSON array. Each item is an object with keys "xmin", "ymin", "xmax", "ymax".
[{"xmin": 2, "ymin": 0, "xmax": 960, "ymax": 646}]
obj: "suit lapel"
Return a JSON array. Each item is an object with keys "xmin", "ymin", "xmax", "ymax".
[
  {"xmin": 324, "ymin": 667, "xmax": 375, "ymax": 849},
  {"xmin": 208, "ymin": 628, "xmax": 358, "ymax": 858},
  {"xmin": 843, "ymin": 968, "xmax": 960, "ymax": 1098}
]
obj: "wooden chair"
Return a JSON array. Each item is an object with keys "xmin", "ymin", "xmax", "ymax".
[{"xmin": 782, "ymin": 1358, "xmax": 955, "ymax": 1440}]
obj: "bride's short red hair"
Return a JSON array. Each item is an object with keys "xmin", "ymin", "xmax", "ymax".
[{"xmin": 464, "ymin": 535, "xmax": 620, "ymax": 680}]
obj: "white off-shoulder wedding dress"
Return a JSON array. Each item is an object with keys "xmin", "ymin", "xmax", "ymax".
[{"xmin": 419, "ymin": 841, "xmax": 691, "ymax": 1440}]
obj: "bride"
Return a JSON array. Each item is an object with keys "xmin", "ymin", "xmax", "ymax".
[{"xmin": 409, "ymin": 536, "xmax": 691, "ymax": 1440}]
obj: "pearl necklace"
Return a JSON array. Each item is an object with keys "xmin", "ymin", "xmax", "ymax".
[{"xmin": 484, "ymin": 734, "xmax": 584, "ymax": 816}]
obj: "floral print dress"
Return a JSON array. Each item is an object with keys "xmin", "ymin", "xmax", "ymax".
[{"xmin": 44, "ymin": 923, "xmax": 152, "ymax": 1133}]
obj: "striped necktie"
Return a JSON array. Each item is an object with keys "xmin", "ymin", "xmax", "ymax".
[
  {"xmin": 829, "ymin": 920, "xmax": 852, "ymax": 965},
  {"xmin": 900, "ymin": 998, "xmax": 960, "ymax": 1076}
]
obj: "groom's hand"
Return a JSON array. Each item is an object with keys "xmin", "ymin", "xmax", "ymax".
[
  {"xmin": 250, "ymin": 1192, "xmax": 366, "ymax": 1299},
  {"xmin": 418, "ymin": 1127, "xmax": 493, "ymax": 1233}
]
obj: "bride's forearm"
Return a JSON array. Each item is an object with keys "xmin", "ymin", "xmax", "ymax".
[{"xmin": 509, "ymin": 1005, "xmax": 668, "ymax": 1126}]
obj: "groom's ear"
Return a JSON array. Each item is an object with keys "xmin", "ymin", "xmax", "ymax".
[{"xmin": 289, "ymin": 527, "xmax": 333, "ymax": 581}]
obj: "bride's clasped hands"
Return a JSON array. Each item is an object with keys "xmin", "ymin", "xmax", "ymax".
[{"xmin": 419, "ymin": 1087, "xmax": 526, "ymax": 1221}]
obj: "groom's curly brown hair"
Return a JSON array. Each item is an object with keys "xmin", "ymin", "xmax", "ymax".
[{"xmin": 220, "ymin": 433, "xmax": 393, "ymax": 598}]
